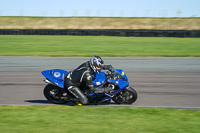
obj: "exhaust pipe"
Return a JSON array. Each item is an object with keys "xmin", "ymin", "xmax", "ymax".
[{"xmin": 43, "ymin": 78, "xmax": 53, "ymax": 84}]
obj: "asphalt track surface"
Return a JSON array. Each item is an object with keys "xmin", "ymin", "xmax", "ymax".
[{"xmin": 0, "ymin": 57, "xmax": 200, "ymax": 108}]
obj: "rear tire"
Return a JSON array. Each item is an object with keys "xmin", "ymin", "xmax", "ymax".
[
  {"xmin": 43, "ymin": 84, "xmax": 69, "ymax": 104},
  {"xmin": 112, "ymin": 87, "xmax": 138, "ymax": 104}
]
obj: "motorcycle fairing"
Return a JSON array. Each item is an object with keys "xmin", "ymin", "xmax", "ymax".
[
  {"xmin": 107, "ymin": 79, "xmax": 129, "ymax": 89},
  {"xmin": 92, "ymin": 72, "xmax": 106, "ymax": 87},
  {"xmin": 114, "ymin": 69, "xmax": 128, "ymax": 81},
  {"xmin": 41, "ymin": 69, "xmax": 68, "ymax": 88},
  {"xmin": 106, "ymin": 69, "xmax": 129, "ymax": 89}
]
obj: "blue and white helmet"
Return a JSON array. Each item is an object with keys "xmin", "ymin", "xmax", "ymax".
[{"xmin": 89, "ymin": 56, "xmax": 104, "ymax": 74}]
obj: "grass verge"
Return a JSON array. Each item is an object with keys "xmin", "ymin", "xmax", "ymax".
[
  {"xmin": 0, "ymin": 35, "xmax": 200, "ymax": 57},
  {"xmin": 0, "ymin": 105, "xmax": 200, "ymax": 133},
  {"xmin": 0, "ymin": 16, "xmax": 200, "ymax": 30}
]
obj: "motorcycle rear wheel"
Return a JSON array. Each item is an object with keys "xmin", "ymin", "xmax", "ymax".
[
  {"xmin": 112, "ymin": 87, "xmax": 138, "ymax": 104},
  {"xmin": 43, "ymin": 84, "xmax": 69, "ymax": 104}
]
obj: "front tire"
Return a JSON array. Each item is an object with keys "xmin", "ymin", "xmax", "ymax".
[
  {"xmin": 43, "ymin": 84, "xmax": 69, "ymax": 104},
  {"xmin": 112, "ymin": 87, "xmax": 138, "ymax": 104}
]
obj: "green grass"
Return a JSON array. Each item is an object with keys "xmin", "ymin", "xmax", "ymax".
[
  {"xmin": 0, "ymin": 105, "xmax": 200, "ymax": 133},
  {"xmin": 0, "ymin": 35, "xmax": 200, "ymax": 57}
]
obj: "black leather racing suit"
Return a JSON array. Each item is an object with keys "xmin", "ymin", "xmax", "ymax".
[{"xmin": 65, "ymin": 61, "xmax": 111, "ymax": 104}]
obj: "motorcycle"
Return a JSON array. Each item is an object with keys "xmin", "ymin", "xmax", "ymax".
[{"xmin": 41, "ymin": 68, "xmax": 137, "ymax": 105}]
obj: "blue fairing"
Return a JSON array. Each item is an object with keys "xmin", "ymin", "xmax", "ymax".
[
  {"xmin": 41, "ymin": 69, "xmax": 68, "ymax": 88},
  {"xmin": 107, "ymin": 69, "xmax": 129, "ymax": 89},
  {"xmin": 93, "ymin": 69, "xmax": 129, "ymax": 89},
  {"xmin": 107, "ymin": 79, "xmax": 129, "ymax": 89},
  {"xmin": 92, "ymin": 72, "xmax": 106, "ymax": 86},
  {"xmin": 114, "ymin": 69, "xmax": 128, "ymax": 81}
]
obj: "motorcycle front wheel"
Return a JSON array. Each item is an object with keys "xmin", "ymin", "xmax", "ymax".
[
  {"xmin": 112, "ymin": 87, "xmax": 138, "ymax": 104},
  {"xmin": 43, "ymin": 84, "xmax": 69, "ymax": 104}
]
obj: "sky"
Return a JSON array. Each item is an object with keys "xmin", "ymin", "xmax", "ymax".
[{"xmin": 0, "ymin": 0, "xmax": 200, "ymax": 17}]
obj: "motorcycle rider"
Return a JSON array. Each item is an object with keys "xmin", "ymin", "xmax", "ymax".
[{"xmin": 65, "ymin": 56, "xmax": 113, "ymax": 105}]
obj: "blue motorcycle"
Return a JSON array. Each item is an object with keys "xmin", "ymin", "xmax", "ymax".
[{"xmin": 41, "ymin": 68, "xmax": 137, "ymax": 105}]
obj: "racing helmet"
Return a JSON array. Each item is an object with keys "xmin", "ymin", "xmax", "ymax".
[{"xmin": 89, "ymin": 56, "xmax": 104, "ymax": 74}]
